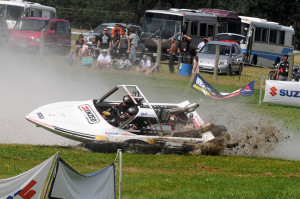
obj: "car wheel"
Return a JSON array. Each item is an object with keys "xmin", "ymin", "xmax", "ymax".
[{"xmin": 227, "ymin": 65, "xmax": 232, "ymax": 76}]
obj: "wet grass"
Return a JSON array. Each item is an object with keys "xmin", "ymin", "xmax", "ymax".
[{"xmin": 0, "ymin": 144, "xmax": 299, "ymax": 198}]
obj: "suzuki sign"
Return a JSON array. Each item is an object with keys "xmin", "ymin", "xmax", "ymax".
[{"xmin": 264, "ymin": 80, "xmax": 300, "ymax": 106}]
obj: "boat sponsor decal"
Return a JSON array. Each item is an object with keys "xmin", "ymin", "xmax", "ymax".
[
  {"xmin": 105, "ymin": 132, "xmax": 120, "ymax": 135},
  {"xmin": 37, "ymin": 112, "xmax": 44, "ymax": 119},
  {"xmin": 121, "ymin": 133, "xmax": 133, "ymax": 136},
  {"xmin": 141, "ymin": 112, "xmax": 148, "ymax": 116},
  {"xmin": 28, "ymin": 117, "xmax": 53, "ymax": 128},
  {"xmin": 95, "ymin": 135, "xmax": 107, "ymax": 140},
  {"xmin": 53, "ymin": 126, "xmax": 95, "ymax": 140},
  {"xmin": 78, "ymin": 104, "xmax": 100, "ymax": 124}
]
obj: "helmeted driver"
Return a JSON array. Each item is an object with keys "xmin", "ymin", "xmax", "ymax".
[{"xmin": 103, "ymin": 95, "xmax": 138, "ymax": 127}]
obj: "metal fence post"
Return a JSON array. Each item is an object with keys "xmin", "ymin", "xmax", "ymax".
[
  {"xmin": 214, "ymin": 45, "xmax": 220, "ymax": 80},
  {"xmin": 259, "ymin": 75, "xmax": 263, "ymax": 105},
  {"xmin": 118, "ymin": 149, "xmax": 122, "ymax": 199},
  {"xmin": 40, "ymin": 29, "xmax": 45, "ymax": 55}
]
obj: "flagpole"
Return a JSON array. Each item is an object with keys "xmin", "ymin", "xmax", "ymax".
[
  {"xmin": 184, "ymin": 72, "xmax": 196, "ymax": 97},
  {"xmin": 118, "ymin": 149, "xmax": 122, "ymax": 199},
  {"xmin": 42, "ymin": 151, "xmax": 60, "ymax": 199}
]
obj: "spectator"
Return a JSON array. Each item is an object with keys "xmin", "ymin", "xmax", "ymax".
[
  {"xmin": 67, "ymin": 50, "xmax": 74, "ymax": 67},
  {"xmin": 96, "ymin": 28, "xmax": 111, "ymax": 53},
  {"xmin": 136, "ymin": 55, "xmax": 151, "ymax": 73},
  {"xmin": 115, "ymin": 54, "xmax": 132, "ymax": 70},
  {"xmin": 276, "ymin": 54, "xmax": 289, "ymax": 81},
  {"xmin": 118, "ymin": 28, "xmax": 130, "ymax": 57},
  {"xmin": 197, "ymin": 37, "xmax": 210, "ymax": 51},
  {"xmin": 178, "ymin": 34, "xmax": 191, "ymax": 65},
  {"xmin": 96, "ymin": 49, "xmax": 111, "ymax": 70},
  {"xmin": 80, "ymin": 39, "xmax": 89, "ymax": 57},
  {"xmin": 192, "ymin": 56, "xmax": 199, "ymax": 75},
  {"xmin": 128, "ymin": 28, "xmax": 140, "ymax": 64},
  {"xmin": 110, "ymin": 30, "xmax": 120, "ymax": 58},
  {"xmin": 167, "ymin": 37, "xmax": 177, "ymax": 73},
  {"xmin": 75, "ymin": 34, "xmax": 84, "ymax": 57},
  {"xmin": 111, "ymin": 24, "xmax": 120, "ymax": 36}
]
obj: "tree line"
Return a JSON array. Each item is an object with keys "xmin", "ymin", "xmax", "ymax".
[{"xmin": 33, "ymin": 0, "xmax": 300, "ymax": 48}]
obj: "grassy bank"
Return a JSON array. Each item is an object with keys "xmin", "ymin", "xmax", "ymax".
[{"xmin": 0, "ymin": 144, "xmax": 299, "ymax": 199}]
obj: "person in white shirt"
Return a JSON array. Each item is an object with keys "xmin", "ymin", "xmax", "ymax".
[
  {"xmin": 197, "ymin": 37, "xmax": 209, "ymax": 52},
  {"xmin": 116, "ymin": 54, "xmax": 132, "ymax": 70},
  {"xmin": 80, "ymin": 39, "xmax": 89, "ymax": 57},
  {"xmin": 136, "ymin": 55, "xmax": 151, "ymax": 73},
  {"xmin": 96, "ymin": 49, "xmax": 111, "ymax": 69}
]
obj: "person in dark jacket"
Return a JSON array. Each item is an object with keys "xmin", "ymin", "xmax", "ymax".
[{"xmin": 276, "ymin": 55, "xmax": 289, "ymax": 81}]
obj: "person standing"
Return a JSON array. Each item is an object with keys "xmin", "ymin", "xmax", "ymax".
[
  {"xmin": 197, "ymin": 37, "xmax": 209, "ymax": 51},
  {"xmin": 96, "ymin": 28, "xmax": 111, "ymax": 53},
  {"xmin": 178, "ymin": 35, "xmax": 191, "ymax": 64},
  {"xmin": 128, "ymin": 28, "xmax": 140, "ymax": 64},
  {"xmin": 118, "ymin": 28, "xmax": 130, "ymax": 57},
  {"xmin": 167, "ymin": 38, "xmax": 177, "ymax": 73},
  {"xmin": 276, "ymin": 54, "xmax": 289, "ymax": 81}
]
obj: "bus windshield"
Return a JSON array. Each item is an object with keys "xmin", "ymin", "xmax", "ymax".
[
  {"xmin": 0, "ymin": 5, "xmax": 24, "ymax": 21},
  {"xmin": 142, "ymin": 17, "xmax": 181, "ymax": 39},
  {"xmin": 200, "ymin": 44, "xmax": 231, "ymax": 56},
  {"xmin": 14, "ymin": 19, "xmax": 49, "ymax": 31}
]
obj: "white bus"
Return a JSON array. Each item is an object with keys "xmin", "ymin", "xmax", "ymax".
[
  {"xmin": 240, "ymin": 16, "xmax": 294, "ymax": 68},
  {"xmin": 0, "ymin": 0, "xmax": 56, "ymax": 29}
]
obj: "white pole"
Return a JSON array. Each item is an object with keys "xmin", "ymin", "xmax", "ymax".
[
  {"xmin": 40, "ymin": 29, "xmax": 45, "ymax": 55},
  {"xmin": 118, "ymin": 149, "xmax": 122, "ymax": 199},
  {"xmin": 259, "ymin": 75, "xmax": 263, "ymax": 105}
]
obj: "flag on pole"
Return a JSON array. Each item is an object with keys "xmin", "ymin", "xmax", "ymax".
[
  {"xmin": 191, "ymin": 73, "xmax": 255, "ymax": 99},
  {"xmin": 0, "ymin": 154, "xmax": 57, "ymax": 199}
]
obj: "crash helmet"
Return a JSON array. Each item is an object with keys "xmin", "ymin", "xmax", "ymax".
[
  {"xmin": 122, "ymin": 95, "xmax": 134, "ymax": 106},
  {"xmin": 127, "ymin": 106, "xmax": 138, "ymax": 115}
]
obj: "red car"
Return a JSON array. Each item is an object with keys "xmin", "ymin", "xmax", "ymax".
[{"xmin": 9, "ymin": 17, "xmax": 71, "ymax": 54}]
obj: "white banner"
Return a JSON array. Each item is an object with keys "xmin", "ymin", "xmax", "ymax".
[
  {"xmin": 49, "ymin": 159, "xmax": 115, "ymax": 199},
  {"xmin": 0, "ymin": 154, "xmax": 56, "ymax": 199},
  {"xmin": 263, "ymin": 80, "xmax": 300, "ymax": 106}
]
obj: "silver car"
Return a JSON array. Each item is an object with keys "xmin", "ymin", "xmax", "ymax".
[{"xmin": 197, "ymin": 41, "xmax": 243, "ymax": 75}]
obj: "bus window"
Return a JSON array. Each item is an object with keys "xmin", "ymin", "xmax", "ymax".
[
  {"xmin": 254, "ymin": 27, "xmax": 262, "ymax": 41},
  {"xmin": 200, "ymin": 23, "xmax": 206, "ymax": 37},
  {"xmin": 278, "ymin": 31, "xmax": 285, "ymax": 45},
  {"xmin": 269, "ymin": 29, "xmax": 277, "ymax": 43},
  {"xmin": 191, "ymin": 21, "xmax": 198, "ymax": 36},
  {"xmin": 219, "ymin": 23, "xmax": 227, "ymax": 33},
  {"xmin": 262, "ymin": 28, "xmax": 268, "ymax": 42},
  {"xmin": 6, "ymin": 5, "xmax": 23, "ymax": 21},
  {"xmin": 207, "ymin": 25, "xmax": 214, "ymax": 37}
]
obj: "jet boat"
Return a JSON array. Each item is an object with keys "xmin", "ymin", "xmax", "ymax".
[{"xmin": 26, "ymin": 85, "xmax": 225, "ymax": 153}]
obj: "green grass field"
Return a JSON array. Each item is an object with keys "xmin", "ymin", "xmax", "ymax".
[{"xmin": 0, "ymin": 145, "xmax": 299, "ymax": 199}]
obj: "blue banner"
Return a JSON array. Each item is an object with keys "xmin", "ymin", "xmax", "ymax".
[{"xmin": 191, "ymin": 73, "xmax": 255, "ymax": 99}]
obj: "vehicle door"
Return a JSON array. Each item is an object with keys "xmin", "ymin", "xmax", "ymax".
[
  {"xmin": 49, "ymin": 21, "xmax": 71, "ymax": 52},
  {"xmin": 230, "ymin": 44, "xmax": 240, "ymax": 70}
]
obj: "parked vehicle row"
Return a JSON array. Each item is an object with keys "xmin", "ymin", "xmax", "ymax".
[{"xmin": 7, "ymin": 17, "xmax": 71, "ymax": 54}]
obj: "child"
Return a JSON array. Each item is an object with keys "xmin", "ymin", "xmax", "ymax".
[
  {"xmin": 136, "ymin": 55, "xmax": 151, "ymax": 73},
  {"xmin": 67, "ymin": 50, "xmax": 74, "ymax": 66}
]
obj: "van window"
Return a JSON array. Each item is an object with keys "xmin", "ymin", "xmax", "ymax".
[
  {"xmin": 14, "ymin": 19, "xmax": 49, "ymax": 31},
  {"xmin": 51, "ymin": 21, "xmax": 70, "ymax": 33},
  {"xmin": 254, "ymin": 27, "xmax": 261, "ymax": 41}
]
